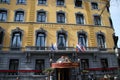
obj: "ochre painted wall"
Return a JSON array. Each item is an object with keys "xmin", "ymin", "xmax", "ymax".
[{"xmin": 0, "ymin": 0, "xmax": 114, "ymax": 49}]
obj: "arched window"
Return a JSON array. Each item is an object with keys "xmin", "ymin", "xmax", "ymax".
[
  {"xmin": 57, "ymin": 29, "xmax": 67, "ymax": 50},
  {"xmin": 97, "ymin": 32, "xmax": 105, "ymax": 48},
  {"xmin": 11, "ymin": 28, "xmax": 23, "ymax": 50},
  {"xmin": 77, "ymin": 30, "xmax": 87, "ymax": 46},
  {"xmin": 36, "ymin": 28, "xmax": 46, "ymax": 50},
  {"xmin": 0, "ymin": 9, "xmax": 7, "ymax": 21},
  {"xmin": 14, "ymin": 11, "xmax": 24, "ymax": 22}
]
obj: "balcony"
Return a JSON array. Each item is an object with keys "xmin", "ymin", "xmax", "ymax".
[{"xmin": 0, "ymin": 46, "xmax": 114, "ymax": 53}]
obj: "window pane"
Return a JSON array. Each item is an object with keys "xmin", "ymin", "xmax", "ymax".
[
  {"xmin": 75, "ymin": 0, "xmax": 82, "ymax": 7},
  {"xmin": 78, "ymin": 34, "xmax": 86, "ymax": 46},
  {"xmin": 92, "ymin": 2, "xmax": 98, "ymax": 9},
  {"xmin": 81, "ymin": 59, "xmax": 89, "ymax": 69},
  {"xmin": 35, "ymin": 59, "xmax": 44, "ymax": 75},
  {"xmin": 0, "ymin": 10, "xmax": 7, "ymax": 21},
  {"xmin": 38, "ymin": 0, "xmax": 46, "ymax": 4},
  {"xmin": 57, "ymin": 13, "xmax": 65, "ymax": 23},
  {"xmin": 57, "ymin": 0, "xmax": 64, "ymax": 5},
  {"xmin": 94, "ymin": 15, "xmax": 101, "ymax": 25},
  {"xmin": 17, "ymin": 0, "xmax": 26, "ymax": 4},
  {"xmin": 37, "ymin": 12, "xmax": 46, "ymax": 22},
  {"xmin": 15, "ymin": 11, "xmax": 24, "ymax": 22},
  {"xmin": 12, "ymin": 33, "xmax": 21, "ymax": 47},
  {"xmin": 76, "ymin": 14, "xmax": 84, "ymax": 24},
  {"xmin": 58, "ymin": 34, "xmax": 66, "ymax": 47},
  {"xmin": 97, "ymin": 34, "xmax": 105, "ymax": 48},
  {"xmin": 9, "ymin": 59, "xmax": 19, "ymax": 75},
  {"xmin": 36, "ymin": 33, "xmax": 45, "ymax": 47}
]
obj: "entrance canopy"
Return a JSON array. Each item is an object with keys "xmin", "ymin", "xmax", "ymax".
[{"xmin": 51, "ymin": 56, "xmax": 79, "ymax": 68}]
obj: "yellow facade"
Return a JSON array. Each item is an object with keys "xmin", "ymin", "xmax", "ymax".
[{"xmin": 0, "ymin": 0, "xmax": 114, "ymax": 49}]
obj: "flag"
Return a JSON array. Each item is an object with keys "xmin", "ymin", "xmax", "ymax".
[
  {"xmin": 51, "ymin": 43, "xmax": 57, "ymax": 51},
  {"xmin": 76, "ymin": 43, "xmax": 86, "ymax": 52},
  {"xmin": 79, "ymin": 43, "xmax": 86, "ymax": 52}
]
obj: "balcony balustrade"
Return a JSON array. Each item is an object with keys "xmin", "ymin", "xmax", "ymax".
[{"xmin": 0, "ymin": 46, "xmax": 115, "ymax": 53}]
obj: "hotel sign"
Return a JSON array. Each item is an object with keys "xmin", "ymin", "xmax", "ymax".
[{"xmin": 52, "ymin": 62, "xmax": 80, "ymax": 68}]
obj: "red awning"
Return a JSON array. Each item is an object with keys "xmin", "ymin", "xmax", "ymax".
[{"xmin": 51, "ymin": 62, "xmax": 79, "ymax": 68}]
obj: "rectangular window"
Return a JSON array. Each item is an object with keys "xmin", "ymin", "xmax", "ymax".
[
  {"xmin": 58, "ymin": 33, "xmax": 66, "ymax": 49},
  {"xmin": 97, "ymin": 34, "xmax": 105, "ymax": 48},
  {"xmin": 36, "ymin": 33, "xmax": 45, "ymax": 50},
  {"xmin": 0, "ymin": 31, "xmax": 4, "ymax": 45},
  {"xmin": 57, "ymin": 12, "xmax": 65, "ymax": 23},
  {"xmin": 9, "ymin": 59, "xmax": 19, "ymax": 75},
  {"xmin": 76, "ymin": 14, "xmax": 84, "ymax": 24},
  {"xmin": 0, "ymin": 0, "xmax": 9, "ymax": 3},
  {"xmin": 101, "ymin": 58, "xmax": 108, "ymax": 72},
  {"xmin": 94, "ymin": 15, "xmax": 101, "ymax": 25},
  {"xmin": 38, "ymin": 0, "xmax": 46, "ymax": 5},
  {"xmin": 37, "ymin": 12, "xmax": 46, "ymax": 22},
  {"xmin": 75, "ymin": 0, "xmax": 82, "ymax": 7},
  {"xmin": 0, "ymin": 10, "xmax": 7, "ymax": 21},
  {"xmin": 57, "ymin": 0, "xmax": 64, "ymax": 6},
  {"xmin": 35, "ymin": 59, "xmax": 45, "ymax": 75},
  {"xmin": 91, "ymin": 2, "xmax": 98, "ymax": 9},
  {"xmin": 15, "ymin": 11, "xmax": 24, "ymax": 22},
  {"xmin": 78, "ymin": 34, "xmax": 86, "ymax": 46},
  {"xmin": 81, "ymin": 59, "xmax": 89, "ymax": 69},
  {"xmin": 17, "ymin": 0, "xmax": 26, "ymax": 4}
]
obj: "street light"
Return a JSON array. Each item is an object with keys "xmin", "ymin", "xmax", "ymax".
[{"xmin": 115, "ymin": 48, "xmax": 120, "ymax": 80}]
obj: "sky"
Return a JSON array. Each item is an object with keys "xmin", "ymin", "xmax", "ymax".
[{"xmin": 110, "ymin": 0, "xmax": 120, "ymax": 47}]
